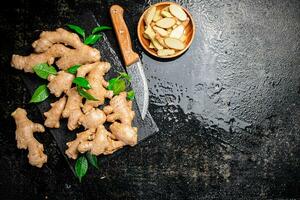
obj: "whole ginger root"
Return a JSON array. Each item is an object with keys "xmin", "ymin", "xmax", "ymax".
[
  {"xmin": 11, "ymin": 28, "xmax": 100, "ymax": 72},
  {"xmin": 62, "ymin": 87, "xmax": 83, "ymax": 131},
  {"xmin": 103, "ymin": 92, "xmax": 135, "ymax": 125},
  {"xmin": 44, "ymin": 96, "xmax": 67, "ymax": 128},
  {"xmin": 78, "ymin": 108, "xmax": 106, "ymax": 131},
  {"xmin": 65, "ymin": 129, "xmax": 95, "ymax": 159},
  {"xmin": 32, "ymin": 28, "xmax": 84, "ymax": 53},
  {"xmin": 66, "ymin": 125, "xmax": 125, "ymax": 159},
  {"xmin": 47, "ymin": 71, "xmax": 74, "ymax": 97},
  {"xmin": 77, "ymin": 62, "xmax": 113, "ymax": 113},
  {"xmin": 104, "ymin": 92, "xmax": 138, "ymax": 146},
  {"xmin": 11, "ymin": 108, "xmax": 47, "ymax": 168}
]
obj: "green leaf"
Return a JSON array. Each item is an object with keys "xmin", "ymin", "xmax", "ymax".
[
  {"xmin": 67, "ymin": 24, "xmax": 85, "ymax": 39},
  {"xmin": 92, "ymin": 26, "xmax": 112, "ymax": 34},
  {"xmin": 77, "ymin": 86, "xmax": 99, "ymax": 101},
  {"xmin": 67, "ymin": 64, "xmax": 81, "ymax": 74},
  {"xmin": 33, "ymin": 63, "xmax": 57, "ymax": 79},
  {"xmin": 84, "ymin": 34, "xmax": 102, "ymax": 45},
  {"xmin": 75, "ymin": 156, "xmax": 88, "ymax": 183},
  {"xmin": 112, "ymin": 79, "xmax": 126, "ymax": 95},
  {"xmin": 86, "ymin": 152, "xmax": 99, "ymax": 169},
  {"xmin": 107, "ymin": 78, "xmax": 118, "ymax": 91},
  {"xmin": 29, "ymin": 84, "xmax": 50, "ymax": 103},
  {"xmin": 73, "ymin": 77, "xmax": 91, "ymax": 90},
  {"xmin": 118, "ymin": 72, "xmax": 132, "ymax": 82},
  {"xmin": 127, "ymin": 90, "xmax": 135, "ymax": 100}
]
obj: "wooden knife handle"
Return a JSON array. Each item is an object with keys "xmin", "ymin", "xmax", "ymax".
[{"xmin": 110, "ymin": 5, "xmax": 139, "ymax": 66}]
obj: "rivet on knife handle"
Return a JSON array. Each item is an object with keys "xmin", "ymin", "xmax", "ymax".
[{"xmin": 110, "ymin": 5, "xmax": 139, "ymax": 66}]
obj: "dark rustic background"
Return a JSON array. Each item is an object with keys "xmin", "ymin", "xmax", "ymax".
[{"xmin": 0, "ymin": 0, "xmax": 299, "ymax": 199}]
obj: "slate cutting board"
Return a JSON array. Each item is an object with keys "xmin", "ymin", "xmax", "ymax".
[{"xmin": 21, "ymin": 12, "xmax": 158, "ymax": 173}]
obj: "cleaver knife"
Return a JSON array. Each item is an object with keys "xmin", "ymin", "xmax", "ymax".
[{"xmin": 110, "ymin": 5, "xmax": 149, "ymax": 120}]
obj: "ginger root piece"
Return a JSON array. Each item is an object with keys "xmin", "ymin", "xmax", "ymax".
[
  {"xmin": 109, "ymin": 122, "xmax": 137, "ymax": 146},
  {"xmin": 103, "ymin": 92, "xmax": 135, "ymax": 125},
  {"xmin": 78, "ymin": 125, "xmax": 125, "ymax": 156},
  {"xmin": 47, "ymin": 71, "xmax": 74, "ymax": 97},
  {"xmin": 65, "ymin": 129, "xmax": 95, "ymax": 159},
  {"xmin": 11, "ymin": 29, "xmax": 101, "ymax": 72},
  {"xmin": 77, "ymin": 62, "xmax": 113, "ymax": 113},
  {"xmin": 44, "ymin": 96, "xmax": 67, "ymax": 128},
  {"xmin": 104, "ymin": 92, "xmax": 138, "ymax": 146},
  {"xmin": 11, "ymin": 44, "xmax": 67, "ymax": 73},
  {"xmin": 62, "ymin": 88, "xmax": 83, "ymax": 131},
  {"xmin": 11, "ymin": 108, "xmax": 47, "ymax": 168},
  {"xmin": 78, "ymin": 108, "xmax": 106, "ymax": 131},
  {"xmin": 32, "ymin": 28, "xmax": 84, "ymax": 53}
]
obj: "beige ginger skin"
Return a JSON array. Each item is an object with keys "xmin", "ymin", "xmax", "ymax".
[
  {"xmin": 77, "ymin": 62, "xmax": 113, "ymax": 113},
  {"xmin": 11, "ymin": 108, "xmax": 47, "ymax": 168},
  {"xmin": 11, "ymin": 28, "xmax": 100, "ymax": 72},
  {"xmin": 44, "ymin": 96, "xmax": 67, "ymax": 128}
]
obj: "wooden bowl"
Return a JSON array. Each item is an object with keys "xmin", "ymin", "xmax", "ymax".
[{"xmin": 137, "ymin": 2, "xmax": 195, "ymax": 59}]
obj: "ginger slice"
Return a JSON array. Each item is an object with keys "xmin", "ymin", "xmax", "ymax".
[
  {"xmin": 109, "ymin": 122, "xmax": 137, "ymax": 146},
  {"xmin": 103, "ymin": 92, "xmax": 135, "ymax": 125},
  {"xmin": 77, "ymin": 62, "xmax": 113, "ymax": 113},
  {"xmin": 11, "ymin": 108, "xmax": 47, "ymax": 168},
  {"xmin": 62, "ymin": 87, "xmax": 83, "ymax": 131},
  {"xmin": 44, "ymin": 96, "xmax": 67, "ymax": 128},
  {"xmin": 11, "ymin": 29, "xmax": 101, "ymax": 72},
  {"xmin": 47, "ymin": 71, "xmax": 74, "ymax": 97},
  {"xmin": 78, "ymin": 108, "xmax": 106, "ymax": 131},
  {"xmin": 65, "ymin": 129, "xmax": 95, "ymax": 159},
  {"xmin": 32, "ymin": 28, "xmax": 84, "ymax": 53},
  {"xmin": 80, "ymin": 125, "xmax": 125, "ymax": 156}
]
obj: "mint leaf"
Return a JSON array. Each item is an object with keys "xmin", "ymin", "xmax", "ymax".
[
  {"xmin": 29, "ymin": 84, "xmax": 49, "ymax": 103},
  {"xmin": 108, "ymin": 78, "xmax": 126, "ymax": 95},
  {"xmin": 118, "ymin": 72, "xmax": 131, "ymax": 82},
  {"xmin": 92, "ymin": 26, "xmax": 112, "ymax": 34},
  {"xmin": 75, "ymin": 156, "xmax": 88, "ymax": 183},
  {"xmin": 67, "ymin": 64, "xmax": 81, "ymax": 75},
  {"xmin": 73, "ymin": 77, "xmax": 91, "ymax": 90},
  {"xmin": 67, "ymin": 24, "xmax": 85, "ymax": 39},
  {"xmin": 86, "ymin": 152, "xmax": 99, "ymax": 169},
  {"xmin": 33, "ymin": 63, "xmax": 57, "ymax": 79}
]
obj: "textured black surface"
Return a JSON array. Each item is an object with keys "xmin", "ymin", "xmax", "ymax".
[{"xmin": 0, "ymin": 0, "xmax": 300, "ymax": 199}]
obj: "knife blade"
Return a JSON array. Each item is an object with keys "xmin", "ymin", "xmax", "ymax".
[{"xmin": 110, "ymin": 5, "xmax": 148, "ymax": 120}]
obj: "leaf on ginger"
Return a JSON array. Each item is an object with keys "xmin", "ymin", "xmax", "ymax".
[
  {"xmin": 77, "ymin": 86, "xmax": 98, "ymax": 101},
  {"xmin": 75, "ymin": 156, "xmax": 88, "ymax": 183},
  {"xmin": 67, "ymin": 64, "xmax": 81, "ymax": 75},
  {"xmin": 67, "ymin": 24, "xmax": 85, "ymax": 39},
  {"xmin": 84, "ymin": 34, "xmax": 102, "ymax": 45},
  {"xmin": 92, "ymin": 26, "xmax": 112, "ymax": 34},
  {"xmin": 29, "ymin": 84, "xmax": 50, "ymax": 103},
  {"xmin": 108, "ymin": 78, "xmax": 126, "ymax": 95},
  {"xmin": 127, "ymin": 90, "xmax": 135, "ymax": 100},
  {"xmin": 33, "ymin": 63, "xmax": 57, "ymax": 79},
  {"xmin": 73, "ymin": 77, "xmax": 91, "ymax": 90}
]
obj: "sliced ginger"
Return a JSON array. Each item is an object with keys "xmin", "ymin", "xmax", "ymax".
[
  {"xmin": 44, "ymin": 96, "xmax": 67, "ymax": 128},
  {"xmin": 62, "ymin": 87, "xmax": 83, "ymax": 131},
  {"xmin": 11, "ymin": 108, "xmax": 47, "ymax": 168},
  {"xmin": 11, "ymin": 28, "xmax": 100, "ymax": 72},
  {"xmin": 47, "ymin": 71, "xmax": 74, "ymax": 97},
  {"xmin": 77, "ymin": 62, "xmax": 113, "ymax": 113}
]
